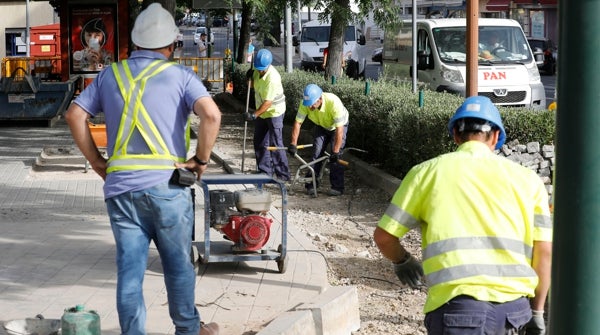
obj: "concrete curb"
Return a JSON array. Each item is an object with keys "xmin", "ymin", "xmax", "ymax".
[{"xmin": 257, "ymin": 286, "xmax": 360, "ymax": 335}]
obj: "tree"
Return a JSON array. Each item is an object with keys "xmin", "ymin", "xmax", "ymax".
[{"xmin": 313, "ymin": 0, "xmax": 401, "ymax": 80}]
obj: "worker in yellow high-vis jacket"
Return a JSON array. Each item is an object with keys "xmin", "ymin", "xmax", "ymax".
[{"xmin": 374, "ymin": 96, "xmax": 552, "ymax": 335}]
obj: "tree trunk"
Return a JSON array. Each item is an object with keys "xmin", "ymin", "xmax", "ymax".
[
  {"xmin": 236, "ymin": 1, "xmax": 254, "ymax": 64},
  {"xmin": 325, "ymin": 0, "xmax": 350, "ymax": 80}
]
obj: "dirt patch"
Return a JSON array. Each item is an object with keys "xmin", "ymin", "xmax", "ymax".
[{"xmin": 205, "ymin": 106, "xmax": 428, "ymax": 334}]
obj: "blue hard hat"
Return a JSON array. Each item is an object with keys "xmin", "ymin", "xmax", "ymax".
[
  {"xmin": 302, "ymin": 84, "xmax": 323, "ymax": 107},
  {"xmin": 254, "ymin": 49, "xmax": 273, "ymax": 71},
  {"xmin": 447, "ymin": 96, "xmax": 506, "ymax": 149}
]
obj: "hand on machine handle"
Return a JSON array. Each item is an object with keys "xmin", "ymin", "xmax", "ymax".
[
  {"xmin": 393, "ymin": 252, "xmax": 424, "ymax": 289},
  {"xmin": 524, "ymin": 310, "xmax": 546, "ymax": 335},
  {"xmin": 329, "ymin": 152, "xmax": 340, "ymax": 164},
  {"xmin": 287, "ymin": 144, "xmax": 297, "ymax": 156}
]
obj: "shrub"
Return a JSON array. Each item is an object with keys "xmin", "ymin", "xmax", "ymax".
[{"xmin": 226, "ymin": 65, "xmax": 556, "ymax": 179}]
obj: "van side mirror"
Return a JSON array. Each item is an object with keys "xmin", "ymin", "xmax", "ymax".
[
  {"xmin": 417, "ymin": 50, "xmax": 433, "ymax": 70},
  {"xmin": 358, "ymin": 35, "xmax": 366, "ymax": 45}
]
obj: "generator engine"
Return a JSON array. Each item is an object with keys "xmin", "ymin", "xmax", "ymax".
[{"xmin": 209, "ymin": 189, "xmax": 273, "ymax": 252}]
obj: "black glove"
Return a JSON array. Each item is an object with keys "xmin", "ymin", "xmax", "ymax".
[
  {"xmin": 329, "ymin": 152, "xmax": 340, "ymax": 164},
  {"xmin": 524, "ymin": 310, "xmax": 546, "ymax": 335},
  {"xmin": 243, "ymin": 112, "xmax": 256, "ymax": 121},
  {"xmin": 393, "ymin": 253, "xmax": 424, "ymax": 289},
  {"xmin": 246, "ymin": 69, "xmax": 254, "ymax": 80},
  {"xmin": 287, "ymin": 144, "xmax": 297, "ymax": 156}
]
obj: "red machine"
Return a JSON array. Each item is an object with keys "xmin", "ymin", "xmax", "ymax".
[{"xmin": 209, "ymin": 189, "xmax": 273, "ymax": 252}]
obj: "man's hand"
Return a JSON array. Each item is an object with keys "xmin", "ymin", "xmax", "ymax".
[
  {"xmin": 246, "ymin": 69, "xmax": 254, "ymax": 80},
  {"xmin": 393, "ymin": 253, "xmax": 424, "ymax": 289},
  {"xmin": 287, "ymin": 144, "xmax": 297, "ymax": 156},
  {"xmin": 243, "ymin": 112, "xmax": 256, "ymax": 122},
  {"xmin": 329, "ymin": 152, "xmax": 340, "ymax": 164},
  {"xmin": 524, "ymin": 310, "xmax": 546, "ymax": 335}
]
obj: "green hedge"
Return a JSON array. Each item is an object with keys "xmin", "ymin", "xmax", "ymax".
[{"xmin": 227, "ymin": 64, "xmax": 556, "ymax": 179}]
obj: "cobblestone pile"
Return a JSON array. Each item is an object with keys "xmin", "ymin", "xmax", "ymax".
[{"xmin": 499, "ymin": 140, "xmax": 555, "ymax": 198}]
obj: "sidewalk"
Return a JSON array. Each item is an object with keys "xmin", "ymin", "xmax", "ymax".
[{"xmin": 0, "ymin": 118, "xmax": 351, "ymax": 335}]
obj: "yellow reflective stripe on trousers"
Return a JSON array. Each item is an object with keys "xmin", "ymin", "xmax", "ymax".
[{"xmin": 107, "ymin": 60, "xmax": 186, "ymax": 173}]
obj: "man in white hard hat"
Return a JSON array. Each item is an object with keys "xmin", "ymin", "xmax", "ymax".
[{"xmin": 65, "ymin": 3, "xmax": 221, "ymax": 335}]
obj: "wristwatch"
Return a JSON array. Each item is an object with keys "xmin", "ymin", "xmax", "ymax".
[{"xmin": 193, "ymin": 156, "xmax": 208, "ymax": 165}]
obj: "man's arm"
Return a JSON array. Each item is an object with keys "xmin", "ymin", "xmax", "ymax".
[
  {"xmin": 176, "ymin": 96, "xmax": 221, "ymax": 178},
  {"xmin": 65, "ymin": 104, "xmax": 107, "ymax": 180},
  {"xmin": 253, "ymin": 100, "xmax": 273, "ymax": 118},
  {"xmin": 290, "ymin": 121, "xmax": 302, "ymax": 145},
  {"xmin": 373, "ymin": 227, "xmax": 411, "ymax": 263},
  {"xmin": 531, "ymin": 240, "xmax": 552, "ymax": 310},
  {"xmin": 333, "ymin": 125, "xmax": 344, "ymax": 153}
]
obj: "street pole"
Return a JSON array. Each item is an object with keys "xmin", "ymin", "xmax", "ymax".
[
  {"xmin": 465, "ymin": 0, "xmax": 478, "ymax": 97},
  {"xmin": 411, "ymin": 0, "xmax": 416, "ymax": 94},
  {"xmin": 550, "ymin": 0, "xmax": 600, "ymax": 333},
  {"xmin": 284, "ymin": 3, "xmax": 293, "ymax": 72}
]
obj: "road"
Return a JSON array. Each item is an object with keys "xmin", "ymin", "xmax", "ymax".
[{"xmin": 179, "ymin": 26, "xmax": 556, "ymax": 107}]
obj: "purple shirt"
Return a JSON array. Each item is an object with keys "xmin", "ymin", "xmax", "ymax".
[{"xmin": 73, "ymin": 50, "xmax": 210, "ymax": 199}]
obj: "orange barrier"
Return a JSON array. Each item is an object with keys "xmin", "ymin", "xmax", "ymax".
[{"xmin": 88, "ymin": 122, "xmax": 107, "ymax": 147}]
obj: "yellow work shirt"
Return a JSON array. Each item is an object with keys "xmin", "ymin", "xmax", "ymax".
[
  {"xmin": 378, "ymin": 141, "xmax": 552, "ymax": 313},
  {"xmin": 252, "ymin": 66, "xmax": 285, "ymax": 118},
  {"xmin": 295, "ymin": 92, "xmax": 349, "ymax": 131}
]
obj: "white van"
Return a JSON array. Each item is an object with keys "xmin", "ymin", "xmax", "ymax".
[
  {"xmin": 382, "ymin": 18, "xmax": 546, "ymax": 109},
  {"xmin": 293, "ymin": 20, "xmax": 367, "ymax": 78}
]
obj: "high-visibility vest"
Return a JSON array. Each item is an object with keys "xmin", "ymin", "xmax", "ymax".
[{"xmin": 106, "ymin": 59, "xmax": 191, "ymax": 173}]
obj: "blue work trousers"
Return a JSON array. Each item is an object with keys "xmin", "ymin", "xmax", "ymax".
[
  {"xmin": 253, "ymin": 114, "xmax": 290, "ymax": 181},
  {"xmin": 424, "ymin": 295, "xmax": 531, "ymax": 335},
  {"xmin": 106, "ymin": 182, "xmax": 200, "ymax": 335},
  {"xmin": 306, "ymin": 124, "xmax": 348, "ymax": 192}
]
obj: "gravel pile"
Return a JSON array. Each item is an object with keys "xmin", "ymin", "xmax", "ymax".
[{"xmin": 203, "ymin": 109, "xmax": 428, "ymax": 334}]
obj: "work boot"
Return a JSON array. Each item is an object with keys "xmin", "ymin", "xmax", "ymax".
[
  {"xmin": 327, "ymin": 189, "xmax": 343, "ymax": 196},
  {"xmin": 199, "ymin": 322, "xmax": 219, "ymax": 335}
]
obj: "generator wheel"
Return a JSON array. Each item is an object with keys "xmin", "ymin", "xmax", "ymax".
[{"xmin": 276, "ymin": 244, "xmax": 288, "ymax": 274}]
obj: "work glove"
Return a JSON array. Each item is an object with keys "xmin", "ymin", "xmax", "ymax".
[
  {"xmin": 287, "ymin": 144, "xmax": 297, "ymax": 156},
  {"xmin": 393, "ymin": 253, "xmax": 424, "ymax": 289},
  {"xmin": 524, "ymin": 310, "xmax": 546, "ymax": 335},
  {"xmin": 243, "ymin": 112, "xmax": 256, "ymax": 122},
  {"xmin": 246, "ymin": 69, "xmax": 254, "ymax": 80},
  {"xmin": 329, "ymin": 152, "xmax": 340, "ymax": 164}
]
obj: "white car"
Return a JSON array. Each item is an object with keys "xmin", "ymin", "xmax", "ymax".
[{"xmin": 193, "ymin": 27, "xmax": 214, "ymax": 45}]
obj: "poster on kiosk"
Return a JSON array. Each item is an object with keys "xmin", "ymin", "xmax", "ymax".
[{"xmin": 69, "ymin": 4, "xmax": 117, "ymax": 75}]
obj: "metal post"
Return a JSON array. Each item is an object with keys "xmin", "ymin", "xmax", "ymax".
[
  {"xmin": 285, "ymin": 3, "xmax": 293, "ymax": 73},
  {"xmin": 465, "ymin": 0, "xmax": 478, "ymax": 97},
  {"xmin": 418, "ymin": 89, "xmax": 424, "ymax": 107},
  {"xmin": 331, "ymin": 75, "xmax": 336, "ymax": 85},
  {"xmin": 364, "ymin": 81, "xmax": 371, "ymax": 95},
  {"xmin": 411, "ymin": 0, "xmax": 417, "ymax": 94},
  {"xmin": 550, "ymin": 0, "xmax": 600, "ymax": 333}
]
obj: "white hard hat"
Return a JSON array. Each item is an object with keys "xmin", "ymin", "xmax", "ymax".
[{"xmin": 131, "ymin": 3, "xmax": 178, "ymax": 49}]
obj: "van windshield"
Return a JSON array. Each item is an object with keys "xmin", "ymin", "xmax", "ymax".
[
  {"xmin": 301, "ymin": 26, "xmax": 356, "ymax": 43},
  {"xmin": 432, "ymin": 26, "xmax": 533, "ymax": 64}
]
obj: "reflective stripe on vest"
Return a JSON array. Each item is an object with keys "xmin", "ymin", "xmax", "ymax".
[
  {"xmin": 107, "ymin": 59, "xmax": 188, "ymax": 173},
  {"xmin": 423, "ymin": 236, "xmax": 537, "ymax": 286}
]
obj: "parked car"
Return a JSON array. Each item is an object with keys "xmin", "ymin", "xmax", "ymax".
[
  {"xmin": 372, "ymin": 47, "xmax": 383, "ymax": 65},
  {"xmin": 527, "ymin": 37, "xmax": 557, "ymax": 75},
  {"xmin": 193, "ymin": 27, "xmax": 214, "ymax": 45}
]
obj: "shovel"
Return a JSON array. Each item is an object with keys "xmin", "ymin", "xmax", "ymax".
[{"xmin": 241, "ymin": 54, "xmax": 254, "ymax": 173}]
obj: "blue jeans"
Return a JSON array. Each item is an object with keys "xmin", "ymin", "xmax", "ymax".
[
  {"xmin": 424, "ymin": 295, "xmax": 531, "ymax": 335},
  {"xmin": 106, "ymin": 182, "xmax": 199, "ymax": 335}
]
